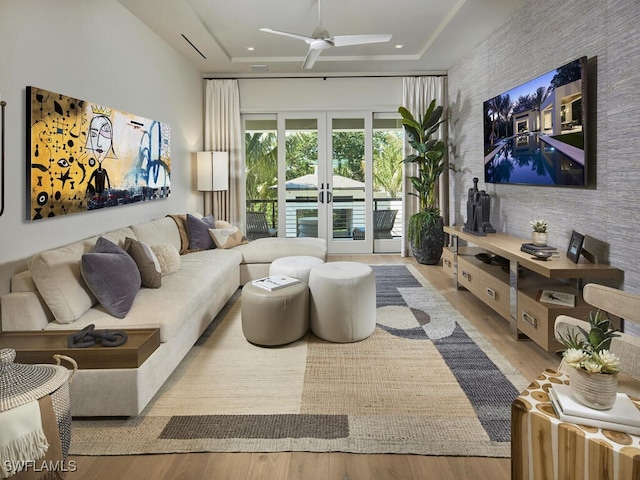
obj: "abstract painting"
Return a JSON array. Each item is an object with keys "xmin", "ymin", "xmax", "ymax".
[{"xmin": 27, "ymin": 86, "xmax": 171, "ymax": 220}]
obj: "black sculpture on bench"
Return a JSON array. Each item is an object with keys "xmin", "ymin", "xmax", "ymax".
[{"xmin": 463, "ymin": 177, "xmax": 495, "ymax": 236}]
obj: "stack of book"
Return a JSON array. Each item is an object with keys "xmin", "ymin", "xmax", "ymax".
[
  {"xmin": 549, "ymin": 383, "xmax": 640, "ymax": 435},
  {"xmin": 252, "ymin": 275, "xmax": 301, "ymax": 291},
  {"xmin": 521, "ymin": 243, "xmax": 558, "ymax": 255}
]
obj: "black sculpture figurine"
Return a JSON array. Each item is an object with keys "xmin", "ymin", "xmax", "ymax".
[{"xmin": 463, "ymin": 177, "xmax": 495, "ymax": 236}]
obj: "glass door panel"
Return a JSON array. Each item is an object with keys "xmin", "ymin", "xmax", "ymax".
[
  {"xmin": 283, "ymin": 117, "xmax": 321, "ymax": 238},
  {"xmin": 245, "ymin": 116, "xmax": 278, "ymax": 240},
  {"xmin": 326, "ymin": 114, "xmax": 372, "ymax": 254},
  {"xmin": 372, "ymin": 115, "xmax": 403, "ymax": 253},
  {"xmin": 331, "ymin": 117, "xmax": 365, "ymax": 241}
]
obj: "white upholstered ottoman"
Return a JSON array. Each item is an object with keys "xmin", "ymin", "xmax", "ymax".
[
  {"xmin": 269, "ymin": 255, "xmax": 325, "ymax": 284},
  {"xmin": 308, "ymin": 261, "xmax": 376, "ymax": 343},
  {"xmin": 241, "ymin": 282, "xmax": 309, "ymax": 346}
]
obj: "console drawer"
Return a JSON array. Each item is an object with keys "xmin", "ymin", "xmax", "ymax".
[
  {"xmin": 517, "ymin": 292, "xmax": 592, "ymax": 352},
  {"xmin": 442, "ymin": 247, "xmax": 454, "ymax": 278},
  {"xmin": 457, "ymin": 256, "xmax": 510, "ymax": 319}
]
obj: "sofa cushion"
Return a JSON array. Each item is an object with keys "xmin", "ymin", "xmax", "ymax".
[
  {"xmin": 150, "ymin": 244, "xmax": 181, "ymax": 275},
  {"xmin": 81, "ymin": 237, "xmax": 141, "ymax": 318},
  {"xmin": 28, "ymin": 240, "xmax": 97, "ymax": 324},
  {"xmin": 130, "ymin": 217, "xmax": 182, "ymax": 252},
  {"xmin": 209, "ymin": 226, "xmax": 248, "ymax": 249},
  {"xmin": 232, "ymin": 237, "xmax": 327, "ymax": 264},
  {"xmin": 186, "ymin": 214, "xmax": 216, "ymax": 250},
  {"xmin": 125, "ymin": 237, "xmax": 161, "ymax": 288}
]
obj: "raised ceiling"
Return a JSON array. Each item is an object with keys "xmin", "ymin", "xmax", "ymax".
[{"xmin": 117, "ymin": 0, "xmax": 525, "ymax": 76}]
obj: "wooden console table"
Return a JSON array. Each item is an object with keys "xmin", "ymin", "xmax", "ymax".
[
  {"xmin": 512, "ymin": 369, "xmax": 640, "ymax": 480},
  {"xmin": 443, "ymin": 226, "xmax": 623, "ymax": 352},
  {"xmin": 0, "ymin": 328, "xmax": 160, "ymax": 369}
]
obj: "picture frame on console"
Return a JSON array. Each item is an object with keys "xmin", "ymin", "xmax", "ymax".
[{"xmin": 567, "ymin": 230, "xmax": 585, "ymax": 263}]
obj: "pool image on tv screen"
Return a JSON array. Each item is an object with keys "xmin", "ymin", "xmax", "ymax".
[{"xmin": 483, "ymin": 57, "xmax": 587, "ymax": 187}]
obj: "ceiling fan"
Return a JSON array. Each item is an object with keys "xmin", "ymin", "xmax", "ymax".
[{"xmin": 260, "ymin": 0, "xmax": 392, "ymax": 70}]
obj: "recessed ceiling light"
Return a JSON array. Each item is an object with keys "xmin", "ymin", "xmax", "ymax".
[
  {"xmin": 395, "ymin": 44, "xmax": 404, "ymax": 49},
  {"xmin": 247, "ymin": 47, "xmax": 255, "ymax": 51}
]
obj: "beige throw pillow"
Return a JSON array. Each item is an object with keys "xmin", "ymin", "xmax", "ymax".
[
  {"xmin": 150, "ymin": 244, "xmax": 181, "ymax": 275},
  {"xmin": 28, "ymin": 241, "xmax": 97, "ymax": 324},
  {"xmin": 209, "ymin": 225, "xmax": 248, "ymax": 249}
]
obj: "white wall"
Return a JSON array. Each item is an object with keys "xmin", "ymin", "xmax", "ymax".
[
  {"xmin": 448, "ymin": 0, "xmax": 640, "ymax": 291},
  {"xmin": 0, "ymin": 0, "xmax": 203, "ymax": 292}
]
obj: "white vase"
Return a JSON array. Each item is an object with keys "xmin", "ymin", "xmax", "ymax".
[
  {"xmin": 570, "ymin": 368, "xmax": 618, "ymax": 410},
  {"xmin": 532, "ymin": 231, "xmax": 548, "ymax": 246}
]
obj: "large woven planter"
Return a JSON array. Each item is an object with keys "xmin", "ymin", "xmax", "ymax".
[{"xmin": 570, "ymin": 367, "xmax": 618, "ymax": 410}]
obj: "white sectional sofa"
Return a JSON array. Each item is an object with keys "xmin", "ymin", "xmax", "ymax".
[{"xmin": 0, "ymin": 213, "xmax": 326, "ymax": 416}]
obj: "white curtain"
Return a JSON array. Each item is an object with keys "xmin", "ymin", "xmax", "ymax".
[
  {"xmin": 204, "ymin": 79, "xmax": 245, "ymax": 227},
  {"xmin": 401, "ymin": 76, "xmax": 448, "ymax": 257}
]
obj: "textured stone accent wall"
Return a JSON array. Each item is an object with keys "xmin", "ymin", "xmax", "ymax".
[{"xmin": 448, "ymin": 0, "xmax": 640, "ymax": 292}]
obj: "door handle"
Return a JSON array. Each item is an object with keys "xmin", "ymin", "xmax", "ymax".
[
  {"xmin": 319, "ymin": 191, "xmax": 324, "ymax": 203},
  {"xmin": 327, "ymin": 191, "xmax": 332, "ymax": 203}
]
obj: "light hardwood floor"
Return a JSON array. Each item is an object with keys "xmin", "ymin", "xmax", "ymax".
[{"xmin": 66, "ymin": 254, "xmax": 560, "ymax": 480}]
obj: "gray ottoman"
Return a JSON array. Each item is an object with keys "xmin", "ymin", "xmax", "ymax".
[
  {"xmin": 241, "ymin": 281, "xmax": 309, "ymax": 346},
  {"xmin": 269, "ymin": 255, "xmax": 325, "ymax": 284},
  {"xmin": 308, "ymin": 261, "xmax": 376, "ymax": 343}
]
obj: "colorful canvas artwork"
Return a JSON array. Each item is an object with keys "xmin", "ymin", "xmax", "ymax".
[{"xmin": 27, "ymin": 86, "xmax": 171, "ymax": 220}]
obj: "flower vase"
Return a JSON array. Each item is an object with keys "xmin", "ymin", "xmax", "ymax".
[
  {"xmin": 570, "ymin": 368, "xmax": 618, "ymax": 410},
  {"xmin": 532, "ymin": 231, "xmax": 548, "ymax": 246}
]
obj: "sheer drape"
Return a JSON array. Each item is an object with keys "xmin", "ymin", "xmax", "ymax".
[
  {"xmin": 204, "ymin": 79, "xmax": 245, "ymax": 227},
  {"xmin": 401, "ymin": 77, "xmax": 448, "ymax": 257}
]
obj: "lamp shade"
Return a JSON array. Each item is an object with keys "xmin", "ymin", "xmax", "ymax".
[{"xmin": 197, "ymin": 151, "xmax": 229, "ymax": 191}]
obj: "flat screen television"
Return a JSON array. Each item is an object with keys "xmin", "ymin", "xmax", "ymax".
[{"xmin": 483, "ymin": 56, "xmax": 588, "ymax": 187}]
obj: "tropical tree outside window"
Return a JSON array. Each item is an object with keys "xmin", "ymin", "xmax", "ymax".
[{"xmin": 245, "ymin": 118, "xmax": 277, "ymax": 227}]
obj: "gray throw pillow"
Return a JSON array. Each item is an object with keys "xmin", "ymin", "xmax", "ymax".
[
  {"xmin": 124, "ymin": 237, "xmax": 161, "ymax": 288},
  {"xmin": 186, "ymin": 214, "xmax": 216, "ymax": 250},
  {"xmin": 81, "ymin": 237, "xmax": 141, "ymax": 318}
]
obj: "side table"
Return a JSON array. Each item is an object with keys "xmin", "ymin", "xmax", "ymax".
[
  {"xmin": 512, "ymin": 369, "xmax": 640, "ymax": 480},
  {"xmin": 0, "ymin": 328, "xmax": 160, "ymax": 369}
]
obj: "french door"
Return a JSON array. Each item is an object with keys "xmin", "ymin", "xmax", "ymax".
[{"xmin": 246, "ymin": 112, "xmax": 401, "ymax": 254}]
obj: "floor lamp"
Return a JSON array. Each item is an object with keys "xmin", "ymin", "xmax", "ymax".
[{"xmin": 197, "ymin": 151, "xmax": 229, "ymax": 219}]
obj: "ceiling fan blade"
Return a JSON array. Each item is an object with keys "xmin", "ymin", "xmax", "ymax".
[
  {"xmin": 302, "ymin": 48, "xmax": 322, "ymax": 69},
  {"xmin": 331, "ymin": 34, "xmax": 392, "ymax": 47},
  {"xmin": 260, "ymin": 28, "xmax": 314, "ymax": 44}
]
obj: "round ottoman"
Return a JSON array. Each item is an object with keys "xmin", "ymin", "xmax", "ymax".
[
  {"xmin": 241, "ymin": 281, "xmax": 309, "ymax": 346},
  {"xmin": 308, "ymin": 261, "xmax": 376, "ymax": 343},
  {"xmin": 269, "ymin": 255, "xmax": 325, "ymax": 284}
]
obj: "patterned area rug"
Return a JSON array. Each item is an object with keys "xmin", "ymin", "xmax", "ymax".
[{"xmin": 70, "ymin": 264, "xmax": 528, "ymax": 457}]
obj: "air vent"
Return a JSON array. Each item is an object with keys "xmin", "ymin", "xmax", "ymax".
[
  {"xmin": 251, "ymin": 64, "xmax": 269, "ymax": 72},
  {"xmin": 181, "ymin": 34, "xmax": 206, "ymax": 60}
]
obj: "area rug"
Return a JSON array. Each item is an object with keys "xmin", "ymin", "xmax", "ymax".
[{"xmin": 69, "ymin": 264, "xmax": 529, "ymax": 457}]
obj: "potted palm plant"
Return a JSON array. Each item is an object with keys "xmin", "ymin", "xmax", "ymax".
[{"xmin": 399, "ymin": 100, "xmax": 448, "ymax": 265}]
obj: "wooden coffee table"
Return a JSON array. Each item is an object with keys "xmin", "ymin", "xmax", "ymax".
[{"xmin": 0, "ymin": 328, "xmax": 160, "ymax": 369}]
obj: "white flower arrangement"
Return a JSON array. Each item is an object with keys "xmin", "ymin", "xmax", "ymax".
[{"xmin": 558, "ymin": 310, "xmax": 621, "ymax": 374}]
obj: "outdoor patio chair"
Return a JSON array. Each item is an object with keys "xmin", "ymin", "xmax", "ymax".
[
  {"xmin": 246, "ymin": 211, "xmax": 277, "ymax": 241},
  {"xmin": 352, "ymin": 209, "xmax": 398, "ymax": 240}
]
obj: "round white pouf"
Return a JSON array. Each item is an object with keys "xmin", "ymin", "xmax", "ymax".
[
  {"xmin": 308, "ymin": 261, "xmax": 376, "ymax": 343},
  {"xmin": 241, "ymin": 281, "xmax": 309, "ymax": 346},
  {"xmin": 269, "ymin": 255, "xmax": 325, "ymax": 284}
]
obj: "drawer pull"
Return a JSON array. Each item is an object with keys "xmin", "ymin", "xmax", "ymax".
[
  {"xmin": 444, "ymin": 259, "xmax": 452, "ymax": 268},
  {"xmin": 462, "ymin": 270, "xmax": 471, "ymax": 281},
  {"xmin": 486, "ymin": 287, "xmax": 496, "ymax": 300},
  {"xmin": 522, "ymin": 311, "xmax": 537, "ymax": 328}
]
